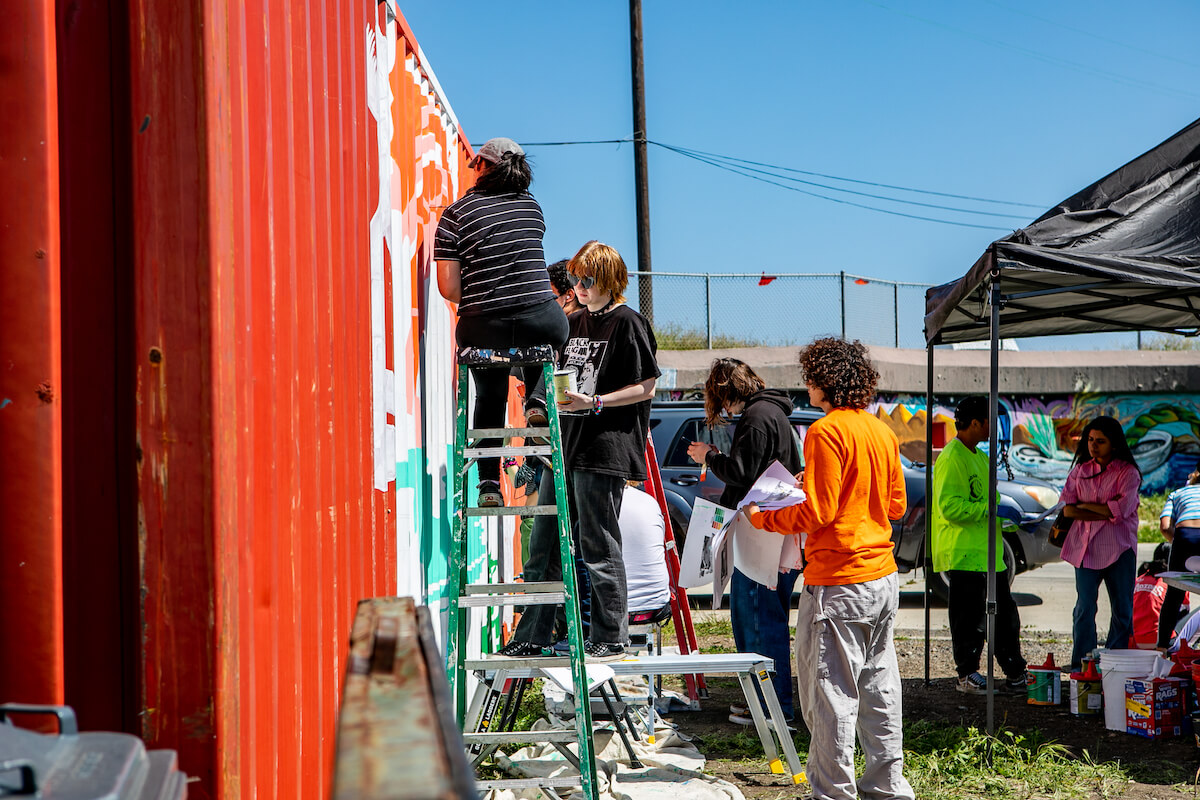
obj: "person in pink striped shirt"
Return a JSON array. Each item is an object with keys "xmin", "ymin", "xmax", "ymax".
[{"xmin": 1059, "ymin": 415, "xmax": 1142, "ymax": 670}]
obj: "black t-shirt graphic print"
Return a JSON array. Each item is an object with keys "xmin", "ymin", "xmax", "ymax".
[{"xmin": 558, "ymin": 304, "xmax": 660, "ymax": 480}]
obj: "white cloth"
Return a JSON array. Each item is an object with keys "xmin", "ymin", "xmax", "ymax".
[
  {"xmin": 493, "ymin": 716, "xmax": 746, "ymax": 800},
  {"xmin": 795, "ymin": 572, "xmax": 914, "ymax": 800},
  {"xmin": 621, "ymin": 486, "xmax": 671, "ymax": 613}
]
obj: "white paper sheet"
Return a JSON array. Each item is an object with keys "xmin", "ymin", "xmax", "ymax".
[
  {"xmin": 728, "ymin": 512, "xmax": 785, "ymax": 590},
  {"xmin": 677, "ymin": 499, "xmax": 736, "ymax": 610},
  {"xmin": 736, "ymin": 460, "xmax": 806, "ymax": 511}
]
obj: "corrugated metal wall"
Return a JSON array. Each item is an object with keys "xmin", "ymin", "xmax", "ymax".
[
  {"xmin": 2, "ymin": 1, "xmax": 474, "ymax": 796},
  {"xmin": 0, "ymin": 0, "xmax": 65, "ymax": 717}
]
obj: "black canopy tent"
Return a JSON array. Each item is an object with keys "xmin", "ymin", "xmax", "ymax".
[{"xmin": 921, "ymin": 116, "xmax": 1200, "ymax": 734}]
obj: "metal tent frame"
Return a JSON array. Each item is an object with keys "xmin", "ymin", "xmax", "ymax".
[{"xmin": 921, "ymin": 116, "xmax": 1200, "ymax": 734}]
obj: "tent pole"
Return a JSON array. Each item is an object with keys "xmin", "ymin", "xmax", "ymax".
[
  {"xmin": 924, "ymin": 341, "xmax": 934, "ymax": 686},
  {"xmin": 986, "ymin": 270, "xmax": 1001, "ymax": 736}
]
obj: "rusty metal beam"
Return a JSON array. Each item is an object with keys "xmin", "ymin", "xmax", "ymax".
[{"xmin": 332, "ymin": 598, "xmax": 478, "ymax": 800}]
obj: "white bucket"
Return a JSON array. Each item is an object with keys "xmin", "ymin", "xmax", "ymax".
[{"xmin": 1098, "ymin": 648, "xmax": 1160, "ymax": 732}]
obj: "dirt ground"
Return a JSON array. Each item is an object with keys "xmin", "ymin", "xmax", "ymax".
[{"xmin": 659, "ymin": 629, "xmax": 1200, "ymax": 799}]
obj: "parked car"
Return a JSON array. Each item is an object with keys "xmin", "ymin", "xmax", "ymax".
[{"xmin": 649, "ymin": 401, "xmax": 1061, "ymax": 600}]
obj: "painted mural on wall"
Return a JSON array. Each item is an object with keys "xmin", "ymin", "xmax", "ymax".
[
  {"xmin": 367, "ymin": 4, "xmax": 510, "ymax": 659},
  {"xmin": 871, "ymin": 393, "xmax": 1200, "ymax": 496}
]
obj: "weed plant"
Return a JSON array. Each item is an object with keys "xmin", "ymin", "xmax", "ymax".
[{"xmin": 902, "ymin": 723, "xmax": 1127, "ymax": 799}]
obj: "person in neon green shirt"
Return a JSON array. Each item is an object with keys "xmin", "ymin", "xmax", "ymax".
[{"xmin": 932, "ymin": 396, "xmax": 1028, "ymax": 695}]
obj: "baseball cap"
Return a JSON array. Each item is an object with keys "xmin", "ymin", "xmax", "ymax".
[{"xmin": 469, "ymin": 137, "xmax": 524, "ymax": 168}]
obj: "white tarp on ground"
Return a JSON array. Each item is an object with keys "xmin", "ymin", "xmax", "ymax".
[{"xmin": 487, "ymin": 717, "xmax": 746, "ymax": 800}]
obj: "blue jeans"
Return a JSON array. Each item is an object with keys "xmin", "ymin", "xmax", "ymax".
[
  {"xmin": 1072, "ymin": 546, "xmax": 1136, "ymax": 668},
  {"xmin": 731, "ymin": 567, "xmax": 799, "ymax": 720}
]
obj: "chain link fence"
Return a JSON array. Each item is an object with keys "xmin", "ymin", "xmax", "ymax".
[{"xmin": 628, "ymin": 271, "xmax": 930, "ymax": 349}]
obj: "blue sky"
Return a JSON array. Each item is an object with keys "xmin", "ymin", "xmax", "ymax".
[{"xmin": 402, "ymin": 1, "xmax": 1200, "ymax": 349}]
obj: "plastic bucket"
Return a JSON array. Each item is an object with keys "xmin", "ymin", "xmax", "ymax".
[
  {"xmin": 1069, "ymin": 678, "xmax": 1103, "ymax": 715},
  {"xmin": 1098, "ymin": 648, "xmax": 1160, "ymax": 732}
]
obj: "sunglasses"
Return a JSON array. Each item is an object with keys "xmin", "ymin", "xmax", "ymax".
[{"xmin": 566, "ymin": 273, "xmax": 596, "ymax": 290}]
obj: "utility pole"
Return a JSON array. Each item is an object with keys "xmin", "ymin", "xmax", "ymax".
[{"xmin": 630, "ymin": 0, "xmax": 653, "ymax": 324}]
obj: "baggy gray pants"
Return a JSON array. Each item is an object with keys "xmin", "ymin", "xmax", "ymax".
[{"xmin": 795, "ymin": 572, "xmax": 914, "ymax": 800}]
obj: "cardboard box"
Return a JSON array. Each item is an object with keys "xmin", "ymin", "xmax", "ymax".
[{"xmin": 1126, "ymin": 677, "xmax": 1188, "ymax": 739}]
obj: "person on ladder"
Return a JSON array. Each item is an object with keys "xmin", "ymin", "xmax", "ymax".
[
  {"xmin": 499, "ymin": 241, "xmax": 660, "ymax": 662},
  {"xmin": 434, "ymin": 137, "xmax": 568, "ymax": 508}
]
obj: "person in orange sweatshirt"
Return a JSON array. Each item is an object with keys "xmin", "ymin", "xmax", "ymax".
[{"xmin": 745, "ymin": 337, "xmax": 913, "ymax": 800}]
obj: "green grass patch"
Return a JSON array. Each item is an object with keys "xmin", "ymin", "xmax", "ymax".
[
  {"xmin": 1137, "ymin": 490, "xmax": 1171, "ymax": 543},
  {"xmin": 902, "ymin": 722, "xmax": 1129, "ymax": 799},
  {"xmin": 508, "ymin": 678, "xmax": 546, "ymax": 732},
  {"xmin": 695, "ymin": 720, "xmax": 1163, "ymax": 800},
  {"xmin": 654, "ymin": 322, "xmax": 762, "ymax": 351},
  {"xmin": 693, "ymin": 617, "xmax": 733, "ymax": 638}
]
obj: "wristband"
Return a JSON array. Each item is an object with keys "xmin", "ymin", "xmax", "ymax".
[{"xmin": 593, "ymin": 394, "xmax": 603, "ymax": 414}]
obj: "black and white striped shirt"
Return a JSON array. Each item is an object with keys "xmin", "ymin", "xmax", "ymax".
[{"xmin": 434, "ymin": 190, "xmax": 555, "ymax": 316}]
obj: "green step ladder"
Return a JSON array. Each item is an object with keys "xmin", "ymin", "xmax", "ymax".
[{"xmin": 445, "ymin": 344, "xmax": 598, "ymax": 800}]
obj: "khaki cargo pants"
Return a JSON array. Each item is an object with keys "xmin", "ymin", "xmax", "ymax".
[{"xmin": 795, "ymin": 572, "xmax": 914, "ymax": 800}]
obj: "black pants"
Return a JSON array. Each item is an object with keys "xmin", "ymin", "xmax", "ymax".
[
  {"xmin": 1159, "ymin": 536, "xmax": 1200, "ymax": 647},
  {"xmin": 946, "ymin": 568, "xmax": 1027, "ymax": 679},
  {"xmin": 456, "ymin": 299, "xmax": 568, "ymax": 482},
  {"xmin": 512, "ymin": 470, "xmax": 628, "ymax": 646}
]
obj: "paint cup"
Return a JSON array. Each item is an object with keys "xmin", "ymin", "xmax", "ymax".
[
  {"xmin": 553, "ymin": 369, "xmax": 577, "ymax": 404},
  {"xmin": 1027, "ymin": 653, "xmax": 1062, "ymax": 706},
  {"xmin": 1069, "ymin": 660, "xmax": 1103, "ymax": 716}
]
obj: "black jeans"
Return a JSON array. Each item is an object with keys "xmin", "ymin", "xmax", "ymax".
[
  {"xmin": 946, "ymin": 568, "xmax": 1027, "ymax": 679},
  {"xmin": 456, "ymin": 299, "xmax": 568, "ymax": 482},
  {"xmin": 1159, "ymin": 536, "xmax": 1200, "ymax": 647},
  {"xmin": 512, "ymin": 469, "xmax": 629, "ymax": 646}
]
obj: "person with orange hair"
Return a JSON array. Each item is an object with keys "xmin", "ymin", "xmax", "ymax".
[
  {"xmin": 745, "ymin": 337, "xmax": 913, "ymax": 800},
  {"xmin": 499, "ymin": 241, "xmax": 659, "ymax": 662}
]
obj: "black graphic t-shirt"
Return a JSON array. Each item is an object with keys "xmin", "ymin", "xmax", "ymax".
[{"xmin": 559, "ymin": 304, "xmax": 660, "ymax": 479}]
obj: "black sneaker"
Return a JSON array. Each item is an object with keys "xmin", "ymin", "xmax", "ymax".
[
  {"xmin": 955, "ymin": 672, "xmax": 994, "ymax": 695},
  {"xmin": 477, "ymin": 480, "xmax": 503, "ymax": 508},
  {"xmin": 496, "ymin": 640, "xmax": 551, "ymax": 658},
  {"xmin": 583, "ymin": 641, "xmax": 626, "ymax": 662},
  {"xmin": 1003, "ymin": 671, "xmax": 1029, "ymax": 693}
]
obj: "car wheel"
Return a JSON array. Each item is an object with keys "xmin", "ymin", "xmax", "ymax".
[
  {"xmin": 668, "ymin": 507, "xmax": 690, "ymax": 556},
  {"xmin": 930, "ymin": 537, "xmax": 1017, "ymax": 602}
]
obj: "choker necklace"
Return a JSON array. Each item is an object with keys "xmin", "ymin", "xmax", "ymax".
[{"xmin": 588, "ymin": 297, "xmax": 619, "ymax": 315}]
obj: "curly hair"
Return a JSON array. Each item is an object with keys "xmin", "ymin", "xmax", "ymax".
[
  {"xmin": 798, "ymin": 337, "xmax": 879, "ymax": 410},
  {"xmin": 703, "ymin": 358, "xmax": 765, "ymax": 427}
]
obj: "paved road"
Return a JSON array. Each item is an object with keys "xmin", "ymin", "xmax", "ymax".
[
  {"xmin": 689, "ymin": 543, "xmax": 1162, "ymax": 640},
  {"xmin": 894, "ymin": 542, "xmax": 1160, "ymax": 637}
]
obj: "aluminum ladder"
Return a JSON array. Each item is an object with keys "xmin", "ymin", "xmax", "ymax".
[{"xmin": 445, "ymin": 344, "xmax": 598, "ymax": 800}]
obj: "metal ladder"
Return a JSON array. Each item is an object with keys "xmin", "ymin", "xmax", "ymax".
[{"xmin": 445, "ymin": 344, "xmax": 598, "ymax": 800}]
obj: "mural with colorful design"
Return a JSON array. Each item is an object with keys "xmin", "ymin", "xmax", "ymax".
[
  {"xmin": 871, "ymin": 393, "xmax": 1200, "ymax": 495},
  {"xmin": 366, "ymin": 4, "xmax": 510, "ymax": 656}
]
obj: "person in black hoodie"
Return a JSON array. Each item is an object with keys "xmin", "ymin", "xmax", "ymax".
[{"xmin": 687, "ymin": 357, "xmax": 803, "ymax": 723}]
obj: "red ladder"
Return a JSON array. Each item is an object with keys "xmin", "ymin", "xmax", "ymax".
[{"xmin": 643, "ymin": 435, "xmax": 707, "ymax": 703}]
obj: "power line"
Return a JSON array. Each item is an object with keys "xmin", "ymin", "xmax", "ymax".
[
  {"xmin": 520, "ymin": 138, "xmax": 1042, "ymax": 211},
  {"xmin": 660, "ymin": 143, "xmax": 1044, "ymax": 209},
  {"xmin": 656, "ymin": 144, "xmax": 1013, "ymax": 231},
  {"xmin": 655, "ymin": 142, "xmax": 1031, "ymax": 220}
]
